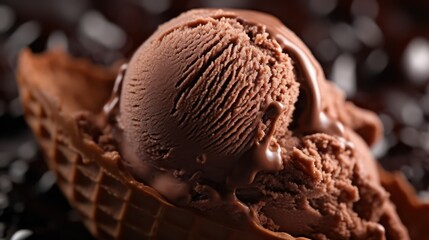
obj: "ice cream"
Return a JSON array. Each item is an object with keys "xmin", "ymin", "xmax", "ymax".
[
  {"xmin": 109, "ymin": 9, "xmax": 408, "ymax": 239},
  {"xmin": 117, "ymin": 9, "xmax": 301, "ymax": 205}
]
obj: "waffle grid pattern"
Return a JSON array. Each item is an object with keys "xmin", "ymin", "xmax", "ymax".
[{"xmin": 19, "ymin": 76, "xmax": 285, "ymax": 240}]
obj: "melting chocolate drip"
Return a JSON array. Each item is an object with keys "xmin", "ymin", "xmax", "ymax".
[
  {"xmin": 275, "ymin": 34, "xmax": 344, "ymax": 136},
  {"xmin": 191, "ymin": 101, "xmax": 285, "ymax": 221},
  {"xmin": 227, "ymin": 101, "xmax": 284, "ymax": 188},
  {"xmin": 233, "ymin": 10, "xmax": 345, "ymax": 137}
]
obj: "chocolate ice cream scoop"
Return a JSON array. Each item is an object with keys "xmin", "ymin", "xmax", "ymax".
[
  {"xmin": 117, "ymin": 9, "xmax": 344, "ymax": 203},
  {"xmin": 110, "ymin": 9, "xmax": 408, "ymax": 239},
  {"xmin": 117, "ymin": 9, "xmax": 300, "ymax": 203}
]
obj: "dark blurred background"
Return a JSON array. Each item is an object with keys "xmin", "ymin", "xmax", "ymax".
[{"xmin": 0, "ymin": 0, "xmax": 428, "ymax": 239}]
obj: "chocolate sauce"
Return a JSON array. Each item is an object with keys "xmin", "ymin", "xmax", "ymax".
[
  {"xmin": 191, "ymin": 101, "xmax": 285, "ymax": 222},
  {"xmin": 226, "ymin": 101, "xmax": 284, "ymax": 188},
  {"xmin": 233, "ymin": 10, "xmax": 345, "ymax": 137}
]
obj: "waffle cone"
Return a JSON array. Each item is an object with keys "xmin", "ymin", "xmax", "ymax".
[
  {"xmin": 17, "ymin": 49, "xmax": 301, "ymax": 240},
  {"xmin": 378, "ymin": 167, "xmax": 429, "ymax": 240}
]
